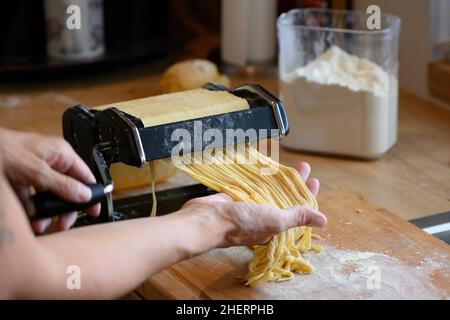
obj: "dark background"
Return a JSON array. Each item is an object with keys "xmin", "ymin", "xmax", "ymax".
[{"xmin": 0, "ymin": 0, "xmax": 351, "ymax": 80}]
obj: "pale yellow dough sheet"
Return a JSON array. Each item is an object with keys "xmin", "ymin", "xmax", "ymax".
[{"xmin": 94, "ymin": 88, "xmax": 249, "ymax": 127}]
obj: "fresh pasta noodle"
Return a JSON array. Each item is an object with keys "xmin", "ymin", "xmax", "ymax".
[{"xmin": 171, "ymin": 145, "xmax": 322, "ymax": 286}]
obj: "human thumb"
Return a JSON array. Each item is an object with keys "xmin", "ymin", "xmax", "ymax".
[{"xmin": 286, "ymin": 206, "xmax": 327, "ymax": 228}]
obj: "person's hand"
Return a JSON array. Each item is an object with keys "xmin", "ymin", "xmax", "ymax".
[
  {"xmin": 0, "ymin": 127, "xmax": 100, "ymax": 233},
  {"xmin": 182, "ymin": 162, "xmax": 326, "ymax": 249}
]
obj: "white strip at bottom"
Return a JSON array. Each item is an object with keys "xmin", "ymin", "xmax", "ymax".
[{"xmin": 423, "ymin": 222, "xmax": 450, "ymax": 235}]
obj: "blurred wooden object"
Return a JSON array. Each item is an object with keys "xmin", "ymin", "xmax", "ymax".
[
  {"xmin": 331, "ymin": 0, "xmax": 350, "ymax": 9},
  {"xmin": 428, "ymin": 61, "xmax": 450, "ymax": 106},
  {"xmin": 168, "ymin": 0, "xmax": 220, "ymax": 43}
]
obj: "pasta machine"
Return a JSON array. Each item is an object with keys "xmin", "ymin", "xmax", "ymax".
[{"xmin": 29, "ymin": 83, "xmax": 289, "ymax": 225}]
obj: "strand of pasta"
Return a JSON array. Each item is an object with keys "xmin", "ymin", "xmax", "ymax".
[{"xmin": 171, "ymin": 145, "xmax": 321, "ymax": 286}]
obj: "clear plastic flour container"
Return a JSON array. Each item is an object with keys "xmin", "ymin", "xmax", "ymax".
[{"xmin": 277, "ymin": 9, "xmax": 401, "ymax": 159}]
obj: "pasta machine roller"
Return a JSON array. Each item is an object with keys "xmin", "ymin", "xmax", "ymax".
[{"xmin": 57, "ymin": 83, "xmax": 289, "ymax": 224}]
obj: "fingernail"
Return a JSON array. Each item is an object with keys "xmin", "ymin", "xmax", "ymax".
[
  {"xmin": 58, "ymin": 212, "xmax": 78, "ymax": 231},
  {"xmin": 78, "ymin": 184, "xmax": 92, "ymax": 202},
  {"xmin": 311, "ymin": 209, "xmax": 327, "ymax": 227},
  {"xmin": 32, "ymin": 218, "xmax": 52, "ymax": 234}
]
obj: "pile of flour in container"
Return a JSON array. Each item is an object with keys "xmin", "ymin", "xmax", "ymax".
[{"xmin": 280, "ymin": 46, "xmax": 398, "ymax": 158}]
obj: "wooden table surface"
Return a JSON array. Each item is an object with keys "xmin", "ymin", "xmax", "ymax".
[
  {"xmin": 138, "ymin": 189, "xmax": 450, "ymax": 300},
  {"xmin": 1, "ymin": 70, "xmax": 449, "ymax": 220}
]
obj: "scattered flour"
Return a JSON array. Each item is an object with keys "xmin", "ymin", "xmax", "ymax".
[
  {"xmin": 0, "ymin": 92, "xmax": 79, "ymax": 109},
  {"xmin": 202, "ymin": 245, "xmax": 449, "ymax": 300},
  {"xmin": 416, "ymin": 255, "xmax": 448, "ymax": 272},
  {"xmin": 49, "ymin": 92, "xmax": 80, "ymax": 106},
  {"xmin": 0, "ymin": 95, "xmax": 28, "ymax": 108}
]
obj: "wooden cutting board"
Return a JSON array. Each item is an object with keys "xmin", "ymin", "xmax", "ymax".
[{"xmin": 137, "ymin": 188, "xmax": 450, "ymax": 299}]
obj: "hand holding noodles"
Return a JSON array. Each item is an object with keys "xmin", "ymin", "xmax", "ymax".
[{"xmin": 172, "ymin": 146, "xmax": 323, "ymax": 286}]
